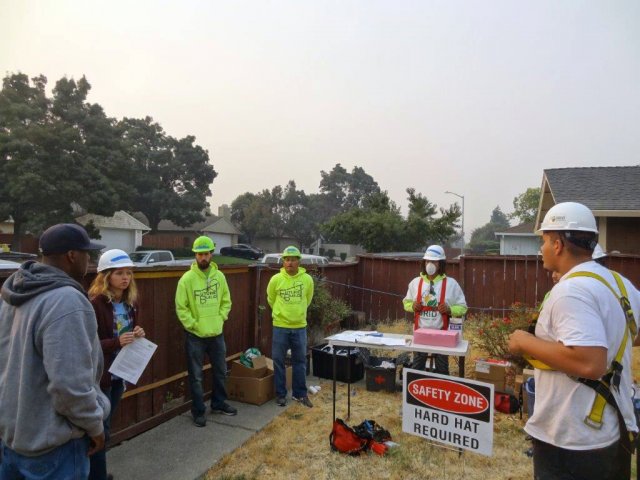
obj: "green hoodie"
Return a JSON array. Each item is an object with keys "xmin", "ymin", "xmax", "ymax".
[
  {"xmin": 267, "ymin": 267, "xmax": 314, "ymax": 329},
  {"xmin": 175, "ymin": 261, "xmax": 231, "ymax": 337}
]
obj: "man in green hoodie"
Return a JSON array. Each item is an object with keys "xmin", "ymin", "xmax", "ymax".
[
  {"xmin": 176, "ymin": 236, "xmax": 237, "ymax": 427},
  {"xmin": 267, "ymin": 246, "xmax": 314, "ymax": 408}
]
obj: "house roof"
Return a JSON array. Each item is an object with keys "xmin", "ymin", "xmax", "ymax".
[
  {"xmin": 495, "ymin": 222, "xmax": 536, "ymax": 237},
  {"xmin": 544, "ymin": 166, "xmax": 640, "ymax": 211},
  {"xmin": 537, "ymin": 166, "xmax": 640, "ymax": 228},
  {"xmin": 133, "ymin": 213, "xmax": 241, "ymax": 235},
  {"xmin": 202, "ymin": 217, "xmax": 242, "ymax": 235},
  {"xmin": 76, "ymin": 211, "xmax": 150, "ymax": 231}
]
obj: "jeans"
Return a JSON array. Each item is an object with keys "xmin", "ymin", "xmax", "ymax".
[
  {"xmin": 532, "ymin": 437, "xmax": 630, "ymax": 480},
  {"xmin": 89, "ymin": 379, "xmax": 124, "ymax": 480},
  {"xmin": 412, "ymin": 352, "xmax": 449, "ymax": 375},
  {"xmin": 185, "ymin": 332, "xmax": 228, "ymax": 417},
  {"xmin": 0, "ymin": 437, "xmax": 89, "ymax": 480},
  {"xmin": 272, "ymin": 326, "xmax": 307, "ymax": 399}
]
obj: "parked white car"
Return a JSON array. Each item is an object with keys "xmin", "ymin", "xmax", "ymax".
[
  {"xmin": 129, "ymin": 250, "xmax": 193, "ymax": 267},
  {"xmin": 260, "ymin": 253, "xmax": 329, "ymax": 266}
]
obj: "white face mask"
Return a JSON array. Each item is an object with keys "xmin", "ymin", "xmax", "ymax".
[{"xmin": 425, "ymin": 262, "xmax": 437, "ymax": 276}]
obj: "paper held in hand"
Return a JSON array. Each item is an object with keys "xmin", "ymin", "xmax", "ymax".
[{"xmin": 108, "ymin": 337, "xmax": 158, "ymax": 385}]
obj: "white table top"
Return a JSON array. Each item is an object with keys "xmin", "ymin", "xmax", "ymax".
[{"xmin": 325, "ymin": 330, "xmax": 469, "ymax": 356}]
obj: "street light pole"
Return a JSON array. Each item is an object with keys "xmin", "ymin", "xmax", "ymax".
[{"xmin": 445, "ymin": 191, "xmax": 465, "ymax": 257}]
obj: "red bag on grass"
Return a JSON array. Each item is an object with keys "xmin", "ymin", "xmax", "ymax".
[
  {"xmin": 495, "ymin": 392, "xmax": 520, "ymax": 414},
  {"xmin": 330, "ymin": 419, "xmax": 368, "ymax": 455}
]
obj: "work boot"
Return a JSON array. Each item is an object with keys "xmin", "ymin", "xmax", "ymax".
[
  {"xmin": 193, "ymin": 415, "xmax": 206, "ymax": 427},
  {"xmin": 211, "ymin": 402, "xmax": 238, "ymax": 416},
  {"xmin": 293, "ymin": 396, "xmax": 313, "ymax": 408}
]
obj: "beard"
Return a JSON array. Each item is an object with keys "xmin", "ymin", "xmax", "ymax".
[{"xmin": 197, "ymin": 259, "xmax": 211, "ymax": 270}]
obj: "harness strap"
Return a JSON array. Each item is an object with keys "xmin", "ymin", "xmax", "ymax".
[
  {"xmin": 524, "ymin": 269, "xmax": 637, "ymax": 433},
  {"xmin": 413, "ymin": 277, "xmax": 449, "ymax": 330}
]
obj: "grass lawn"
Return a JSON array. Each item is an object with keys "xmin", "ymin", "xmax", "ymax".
[{"xmin": 205, "ymin": 320, "xmax": 640, "ymax": 480}]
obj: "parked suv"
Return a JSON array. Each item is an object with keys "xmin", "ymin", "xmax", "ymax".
[
  {"xmin": 260, "ymin": 253, "xmax": 329, "ymax": 266},
  {"xmin": 219, "ymin": 244, "xmax": 264, "ymax": 260}
]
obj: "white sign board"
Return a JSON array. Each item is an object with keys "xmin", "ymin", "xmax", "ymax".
[{"xmin": 402, "ymin": 368, "xmax": 494, "ymax": 456}]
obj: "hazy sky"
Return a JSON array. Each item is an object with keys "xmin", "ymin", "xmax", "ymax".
[{"xmin": 2, "ymin": 1, "xmax": 639, "ymax": 237}]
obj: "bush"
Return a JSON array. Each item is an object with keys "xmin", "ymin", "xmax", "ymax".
[
  {"xmin": 307, "ymin": 276, "xmax": 351, "ymax": 331},
  {"xmin": 465, "ymin": 302, "xmax": 537, "ymax": 368},
  {"xmin": 327, "ymin": 249, "xmax": 336, "ymax": 259},
  {"xmin": 340, "ymin": 252, "xmax": 347, "ymax": 261}
]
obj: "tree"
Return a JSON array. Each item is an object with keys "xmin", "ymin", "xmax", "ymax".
[
  {"xmin": 404, "ymin": 188, "xmax": 461, "ymax": 250},
  {"xmin": 319, "ymin": 163, "xmax": 381, "ymax": 217},
  {"xmin": 509, "ymin": 187, "xmax": 541, "ymax": 224},
  {"xmin": 230, "ymin": 181, "xmax": 311, "ymax": 249},
  {"xmin": 0, "ymin": 74, "xmax": 120, "ymax": 247},
  {"xmin": 468, "ymin": 206, "xmax": 510, "ymax": 254},
  {"xmin": 119, "ymin": 117, "xmax": 217, "ymax": 231},
  {"xmin": 490, "ymin": 206, "xmax": 510, "ymax": 228}
]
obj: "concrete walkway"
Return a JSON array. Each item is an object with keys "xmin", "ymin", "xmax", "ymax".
[{"xmin": 107, "ymin": 397, "xmax": 289, "ymax": 480}]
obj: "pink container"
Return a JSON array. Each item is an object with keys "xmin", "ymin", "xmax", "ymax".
[{"xmin": 413, "ymin": 328, "xmax": 460, "ymax": 347}]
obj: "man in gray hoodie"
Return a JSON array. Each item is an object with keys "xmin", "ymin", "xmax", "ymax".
[{"xmin": 0, "ymin": 224, "xmax": 109, "ymax": 480}]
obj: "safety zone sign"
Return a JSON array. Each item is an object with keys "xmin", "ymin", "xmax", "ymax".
[{"xmin": 402, "ymin": 368, "xmax": 494, "ymax": 456}]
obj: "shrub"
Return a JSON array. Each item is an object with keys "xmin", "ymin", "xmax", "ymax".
[
  {"xmin": 340, "ymin": 252, "xmax": 347, "ymax": 261},
  {"xmin": 307, "ymin": 276, "xmax": 351, "ymax": 331},
  {"xmin": 466, "ymin": 301, "xmax": 537, "ymax": 368}
]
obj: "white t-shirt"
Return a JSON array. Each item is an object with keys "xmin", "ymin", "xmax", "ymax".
[
  {"xmin": 525, "ymin": 261, "xmax": 640, "ymax": 450},
  {"xmin": 403, "ymin": 275, "xmax": 467, "ymax": 330}
]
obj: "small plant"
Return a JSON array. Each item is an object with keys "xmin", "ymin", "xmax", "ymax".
[
  {"xmin": 466, "ymin": 301, "xmax": 537, "ymax": 367},
  {"xmin": 327, "ymin": 248, "xmax": 336, "ymax": 259},
  {"xmin": 340, "ymin": 252, "xmax": 347, "ymax": 261},
  {"xmin": 307, "ymin": 276, "xmax": 351, "ymax": 332}
]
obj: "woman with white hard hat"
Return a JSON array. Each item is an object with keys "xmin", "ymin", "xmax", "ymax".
[
  {"xmin": 88, "ymin": 249, "xmax": 145, "ymax": 480},
  {"xmin": 592, "ymin": 243, "xmax": 607, "ymax": 266},
  {"xmin": 403, "ymin": 245, "xmax": 467, "ymax": 374}
]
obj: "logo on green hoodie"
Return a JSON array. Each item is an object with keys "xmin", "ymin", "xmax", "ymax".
[
  {"xmin": 278, "ymin": 283, "xmax": 303, "ymax": 303},
  {"xmin": 195, "ymin": 282, "xmax": 219, "ymax": 304}
]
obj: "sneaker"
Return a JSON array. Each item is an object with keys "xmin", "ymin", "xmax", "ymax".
[
  {"xmin": 211, "ymin": 403, "xmax": 237, "ymax": 416},
  {"xmin": 276, "ymin": 396, "xmax": 287, "ymax": 407},
  {"xmin": 292, "ymin": 396, "xmax": 313, "ymax": 408},
  {"xmin": 193, "ymin": 415, "xmax": 206, "ymax": 427}
]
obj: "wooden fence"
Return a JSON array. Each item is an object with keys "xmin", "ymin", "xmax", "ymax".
[{"xmin": 1, "ymin": 253, "xmax": 639, "ymax": 444}]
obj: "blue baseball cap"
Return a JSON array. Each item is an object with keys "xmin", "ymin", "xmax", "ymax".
[{"xmin": 39, "ymin": 223, "xmax": 105, "ymax": 255}]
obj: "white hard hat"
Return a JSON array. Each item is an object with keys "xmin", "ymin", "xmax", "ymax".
[
  {"xmin": 423, "ymin": 245, "xmax": 446, "ymax": 261},
  {"xmin": 536, "ymin": 202, "xmax": 598, "ymax": 234},
  {"xmin": 592, "ymin": 244, "xmax": 607, "ymax": 260},
  {"xmin": 98, "ymin": 249, "xmax": 135, "ymax": 272}
]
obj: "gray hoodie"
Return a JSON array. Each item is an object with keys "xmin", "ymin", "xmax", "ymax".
[{"xmin": 0, "ymin": 260, "xmax": 109, "ymax": 456}]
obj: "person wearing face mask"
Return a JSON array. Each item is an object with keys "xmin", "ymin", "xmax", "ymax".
[{"xmin": 403, "ymin": 245, "xmax": 467, "ymax": 374}]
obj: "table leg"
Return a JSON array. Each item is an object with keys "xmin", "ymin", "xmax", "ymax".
[
  {"xmin": 332, "ymin": 349, "xmax": 337, "ymax": 421},
  {"xmin": 347, "ymin": 346, "xmax": 352, "ymax": 420},
  {"xmin": 459, "ymin": 357, "xmax": 465, "ymax": 378}
]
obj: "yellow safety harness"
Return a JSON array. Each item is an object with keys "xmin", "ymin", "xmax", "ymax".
[{"xmin": 524, "ymin": 270, "xmax": 637, "ymax": 433}]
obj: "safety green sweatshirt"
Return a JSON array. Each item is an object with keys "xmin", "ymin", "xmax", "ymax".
[
  {"xmin": 175, "ymin": 262, "xmax": 231, "ymax": 337},
  {"xmin": 267, "ymin": 267, "xmax": 314, "ymax": 329}
]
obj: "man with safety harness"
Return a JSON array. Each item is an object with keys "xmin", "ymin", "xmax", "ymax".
[
  {"xmin": 508, "ymin": 202, "xmax": 640, "ymax": 480},
  {"xmin": 403, "ymin": 245, "xmax": 467, "ymax": 375}
]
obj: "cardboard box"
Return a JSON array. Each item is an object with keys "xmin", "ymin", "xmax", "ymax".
[
  {"xmin": 413, "ymin": 328, "xmax": 460, "ymax": 347},
  {"xmin": 474, "ymin": 358, "xmax": 511, "ymax": 392},
  {"xmin": 225, "ymin": 361, "xmax": 292, "ymax": 406},
  {"xmin": 230, "ymin": 355, "xmax": 268, "ymax": 378}
]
